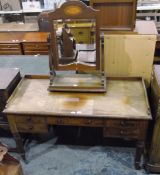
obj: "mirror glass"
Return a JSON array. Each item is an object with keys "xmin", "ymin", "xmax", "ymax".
[{"xmin": 53, "ymin": 19, "xmax": 96, "ymax": 65}]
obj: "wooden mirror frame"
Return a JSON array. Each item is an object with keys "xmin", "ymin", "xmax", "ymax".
[{"xmin": 47, "ymin": 1, "xmax": 100, "ymax": 72}]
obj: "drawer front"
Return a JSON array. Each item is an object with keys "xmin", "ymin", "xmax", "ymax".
[
  {"xmin": 103, "ymin": 127, "xmax": 140, "ymax": 139},
  {"xmin": 17, "ymin": 123, "xmax": 48, "ymax": 133},
  {"xmin": 0, "ymin": 44, "xmax": 22, "ymax": 55},
  {"xmin": 105, "ymin": 119, "xmax": 139, "ymax": 129},
  {"xmin": 47, "ymin": 117, "xmax": 103, "ymax": 127},
  {"xmin": 15, "ymin": 116, "xmax": 46, "ymax": 123},
  {"xmin": 23, "ymin": 43, "xmax": 48, "ymax": 55}
]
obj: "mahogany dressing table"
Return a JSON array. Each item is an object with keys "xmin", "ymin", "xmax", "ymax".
[{"xmin": 4, "ymin": 75, "xmax": 151, "ymax": 169}]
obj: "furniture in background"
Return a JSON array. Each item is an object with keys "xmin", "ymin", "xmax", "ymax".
[
  {"xmin": 4, "ymin": 75, "xmax": 151, "ymax": 169},
  {"xmin": 104, "ymin": 21, "xmax": 157, "ymax": 87},
  {"xmin": 0, "ymin": 68, "xmax": 21, "ymax": 131},
  {"xmin": 146, "ymin": 65, "xmax": 160, "ymax": 173},
  {"xmin": 90, "ymin": 0, "xmax": 137, "ymax": 31},
  {"xmin": 0, "ymin": 32, "xmax": 49, "ymax": 55}
]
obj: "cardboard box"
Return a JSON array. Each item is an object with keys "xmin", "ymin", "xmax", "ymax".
[{"xmin": 1, "ymin": 0, "xmax": 21, "ymax": 11}]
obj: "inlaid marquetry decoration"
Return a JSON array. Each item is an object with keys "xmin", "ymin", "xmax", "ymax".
[{"xmin": 64, "ymin": 5, "xmax": 82, "ymax": 16}]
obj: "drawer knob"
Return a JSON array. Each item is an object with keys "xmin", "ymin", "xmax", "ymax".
[
  {"xmin": 26, "ymin": 117, "xmax": 31, "ymax": 122},
  {"xmin": 29, "ymin": 126, "xmax": 33, "ymax": 130},
  {"xmin": 120, "ymin": 130, "xmax": 124, "ymax": 134},
  {"xmin": 57, "ymin": 119, "xmax": 62, "ymax": 124},
  {"xmin": 120, "ymin": 121, "xmax": 125, "ymax": 126},
  {"xmin": 87, "ymin": 120, "xmax": 92, "ymax": 125}
]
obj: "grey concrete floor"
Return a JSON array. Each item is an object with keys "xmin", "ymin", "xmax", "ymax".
[{"xmin": 0, "ymin": 55, "xmax": 156, "ymax": 175}]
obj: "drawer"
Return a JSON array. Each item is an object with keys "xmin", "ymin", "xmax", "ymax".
[
  {"xmin": 23, "ymin": 43, "xmax": 48, "ymax": 50},
  {"xmin": 103, "ymin": 127, "xmax": 139, "ymax": 139},
  {"xmin": 0, "ymin": 44, "xmax": 20, "ymax": 49},
  {"xmin": 15, "ymin": 116, "xmax": 46, "ymax": 124},
  {"xmin": 105, "ymin": 119, "xmax": 139, "ymax": 129},
  {"xmin": 47, "ymin": 117, "xmax": 103, "ymax": 127},
  {"xmin": 23, "ymin": 43, "xmax": 48, "ymax": 55},
  {"xmin": 0, "ymin": 44, "xmax": 22, "ymax": 55},
  {"xmin": 16, "ymin": 123, "xmax": 48, "ymax": 133}
]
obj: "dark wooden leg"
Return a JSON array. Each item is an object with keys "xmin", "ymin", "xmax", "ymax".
[
  {"xmin": 7, "ymin": 115, "xmax": 27, "ymax": 162},
  {"xmin": 135, "ymin": 140, "xmax": 144, "ymax": 170},
  {"xmin": 12, "ymin": 133, "xmax": 27, "ymax": 162}
]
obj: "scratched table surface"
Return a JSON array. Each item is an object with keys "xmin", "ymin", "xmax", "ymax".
[{"xmin": 4, "ymin": 77, "xmax": 151, "ymax": 119}]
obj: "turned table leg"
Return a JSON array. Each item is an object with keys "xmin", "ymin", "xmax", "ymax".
[{"xmin": 135, "ymin": 140, "xmax": 145, "ymax": 170}]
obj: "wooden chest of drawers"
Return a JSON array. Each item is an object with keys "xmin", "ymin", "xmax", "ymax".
[
  {"xmin": 22, "ymin": 43, "xmax": 48, "ymax": 55},
  {"xmin": 0, "ymin": 43, "xmax": 22, "ymax": 55}
]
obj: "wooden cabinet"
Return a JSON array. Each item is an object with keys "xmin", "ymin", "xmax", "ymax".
[
  {"xmin": 90, "ymin": 0, "xmax": 137, "ymax": 31},
  {"xmin": 0, "ymin": 32, "xmax": 49, "ymax": 55}
]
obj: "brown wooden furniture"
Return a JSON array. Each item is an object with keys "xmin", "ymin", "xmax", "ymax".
[
  {"xmin": 90, "ymin": 0, "xmax": 137, "ymax": 31},
  {"xmin": 22, "ymin": 32, "xmax": 49, "ymax": 55},
  {"xmin": 0, "ymin": 33, "xmax": 23, "ymax": 55},
  {"xmin": 0, "ymin": 32, "xmax": 49, "ymax": 55},
  {"xmin": 4, "ymin": 75, "xmax": 151, "ymax": 169},
  {"xmin": 0, "ymin": 68, "xmax": 21, "ymax": 131},
  {"xmin": 146, "ymin": 65, "xmax": 160, "ymax": 173}
]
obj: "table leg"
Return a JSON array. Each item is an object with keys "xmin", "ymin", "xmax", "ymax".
[
  {"xmin": 135, "ymin": 140, "xmax": 144, "ymax": 170},
  {"xmin": 7, "ymin": 115, "xmax": 27, "ymax": 162},
  {"xmin": 12, "ymin": 133, "xmax": 26, "ymax": 162}
]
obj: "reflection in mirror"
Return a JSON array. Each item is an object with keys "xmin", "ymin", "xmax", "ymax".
[{"xmin": 53, "ymin": 19, "xmax": 96, "ymax": 66}]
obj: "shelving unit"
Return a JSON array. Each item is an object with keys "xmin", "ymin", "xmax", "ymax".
[{"xmin": 0, "ymin": 0, "xmax": 65, "ymax": 23}]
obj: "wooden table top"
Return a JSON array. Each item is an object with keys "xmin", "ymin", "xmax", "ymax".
[
  {"xmin": 22, "ymin": 32, "xmax": 49, "ymax": 43},
  {"xmin": 4, "ymin": 76, "xmax": 151, "ymax": 120},
  {"xmin": 0, "ymin": 32, "xmax": 49, "ymax": 43}
]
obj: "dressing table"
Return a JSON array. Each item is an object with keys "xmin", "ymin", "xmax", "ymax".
[{"xmin": 3, "ymin": 1, "xmax": 152, "ymax": 170}]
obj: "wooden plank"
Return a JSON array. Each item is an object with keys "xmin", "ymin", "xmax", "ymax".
[{"xmin": 104, "ymin": 34, "xmax": 156, "ymax": 86}]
